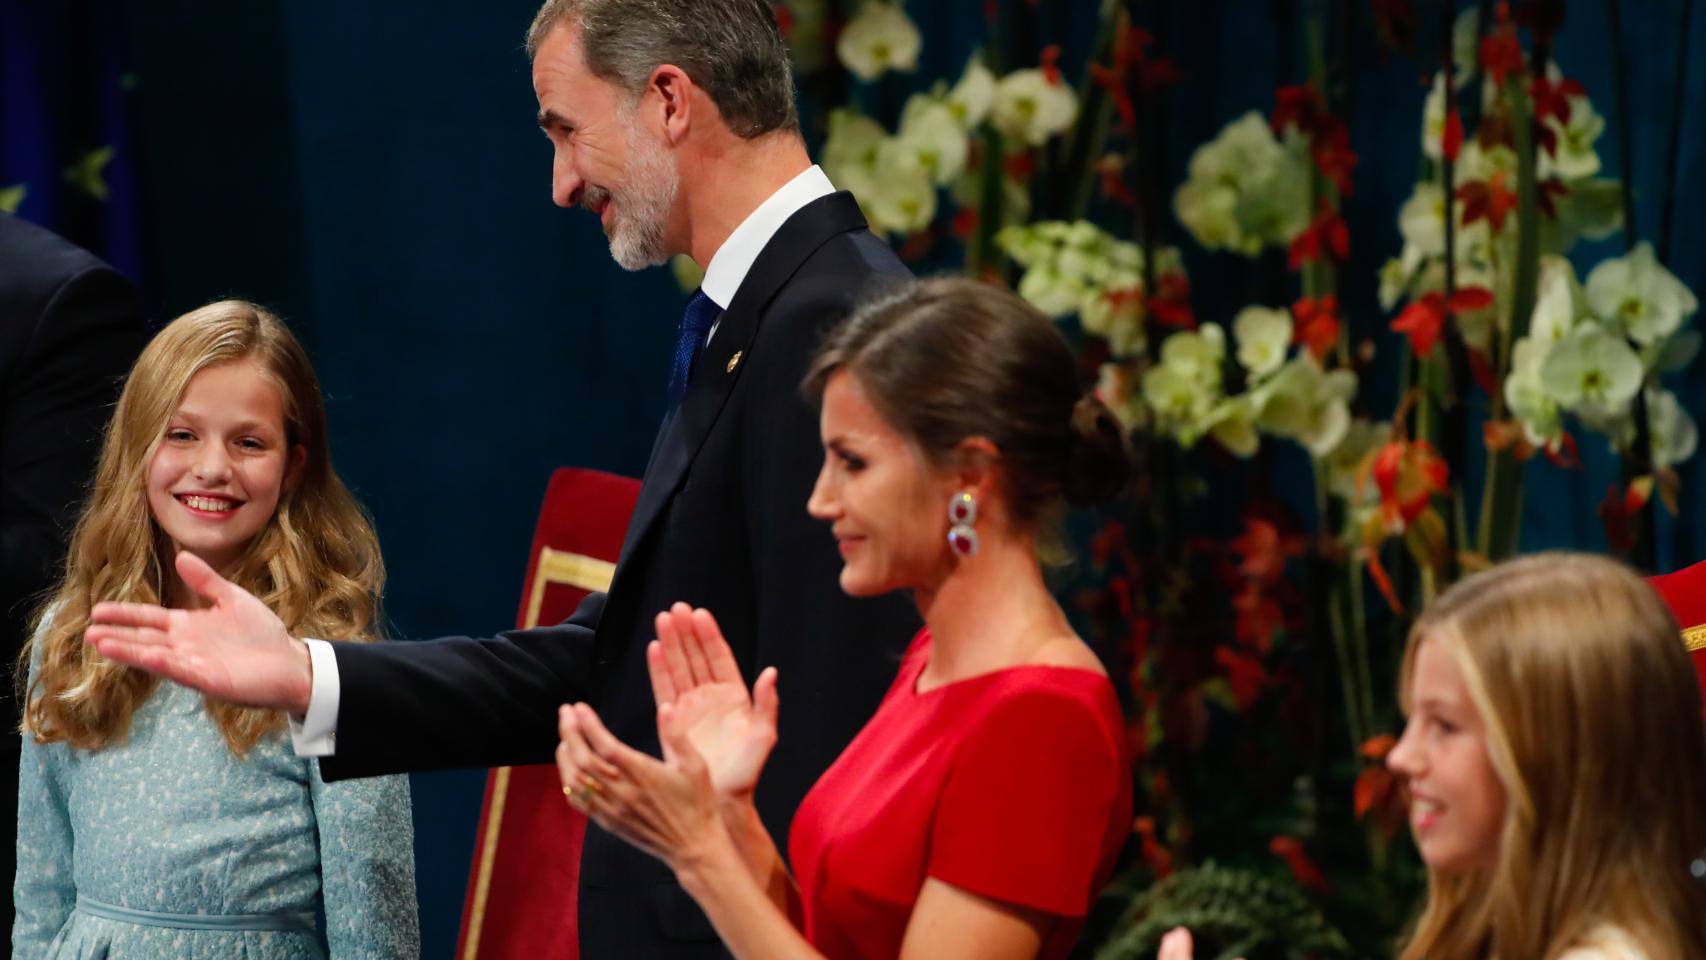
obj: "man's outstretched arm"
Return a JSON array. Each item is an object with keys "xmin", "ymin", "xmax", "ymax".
[{"xmin": 88, "ymin": 550, "xmax": 601, "ymax": 780}]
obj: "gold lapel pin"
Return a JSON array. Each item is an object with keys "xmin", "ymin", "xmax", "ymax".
[{"xmin": 726, "ymin": 351, "xmax": 743, "ymax": 373}]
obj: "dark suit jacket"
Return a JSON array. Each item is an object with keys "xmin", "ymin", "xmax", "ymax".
[
  {"xmin": 322, "ymin": 192, "xmax": 921, "ymax": 957},
  {"xmin": 0, "ymin": 211, "xmax": 142, "ymax": 949}
]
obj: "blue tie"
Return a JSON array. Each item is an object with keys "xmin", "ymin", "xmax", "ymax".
[{"xmin": 668, "ymin": 290, "xmax": 722, "ymax": 408}]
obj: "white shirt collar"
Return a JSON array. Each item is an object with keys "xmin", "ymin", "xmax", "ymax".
[{"xmin": 698, "ymin": 165, "xmax": 836, "ymax": 309}]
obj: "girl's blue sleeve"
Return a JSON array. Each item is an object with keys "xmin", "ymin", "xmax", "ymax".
[
  {"xmin": 309, "ymin": 761, "xmax": 420, "ymax": 959},
  {"xmin": 13, "ymin": 657, "xmax": 76, "ymax": 957}
]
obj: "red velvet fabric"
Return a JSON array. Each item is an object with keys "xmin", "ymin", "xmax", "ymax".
[
  {"xmin": 455, "ymin": 468, "xmax": 640, "ymax": 960},
  {"xmin": 1646, "ymin": 558, "xmax": 1706, "ymax": 719}
]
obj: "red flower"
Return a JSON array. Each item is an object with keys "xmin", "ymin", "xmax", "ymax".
[
  {"xmin": 1442, "ymin": 107, "xmax": 1464, "ymax": 163},
  {"xmin": 1095, "ymin": 153, "xmax": 1136, "ymax": 207},
  {"xmin": 1457, "ymin": 171, "xmax": 1518, "ymax": 231},
  {"xmin": 1215, "ymin": 646, "xmax": 1269, "ymax": 709},
  {"xmin": 1367, "ymin": 439, "xmax": 1450, "ymax": 529},
  {"xmin": 1292, "ymin": 295, "xmax": 1341, "ymax": 360},
  {"xmin": 1354, "ymin": 734, "xmax": 1405, "ymax": 838},
  {"xmin": 1229, "ymin": 517, "xmax": 1303, "ymax": 581},
  {"xmin": 1391, "ymin": 287, "xmax": 1493, "ymax": 357},
  {"xmin": 1039, "ymin": 44, "xmax": 1063, "ymax": 86},
  {"xmin": 1148, "ymin": 272, "xmax": 1195, "ymax": 329},
  {"xmin": 1312, "ymin": 124, "xmax": 1359, "ymax": 196},
  {"xmin": 1288, "ymin": 203, "xmax": 1350, "ymax": 270},
  {"xmin": 1003, "ymin": 151, "xmax": 1036, "ymax": 182},
  {"xmin": 1089, "ymin": 28, "xmax": 1181, "ymax": 134},
  {"xmin": 1272, "ymin": 84, "xmax": 1325, "ymax": 137},
  {"xmin": 1480, "ymin": 3, "xmax": 1524, "ymax": 88},
  {"xmin": 1269, "ymin": 836, "xmax": 1328, "ymax": 892},
  {"xmin": 949, "ymin": 207, "xmax": 978, "ymax": 239},
  {"xmin": 1232, "ymin": 582, "xmax": 1285, "ymax": 653},
  {"xmin": 1134, "ymin": 816, "xmax": 1174, "ymax": 879},
  {"xmin": 1530, "ymin": 74, "xmax": 1586, "ymax": 128}
]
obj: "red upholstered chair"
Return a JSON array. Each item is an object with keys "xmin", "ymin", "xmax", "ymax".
[
  {"xmin": 455, "ymin": 468, "xmax": 641, "ymax": 960},
  {"xmin": 1645, "ymin": 558, "xmax": 1706, "ymax": 720}
]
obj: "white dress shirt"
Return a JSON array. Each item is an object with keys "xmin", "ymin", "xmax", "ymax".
[{"xmin": 289, "ymin": 164, "xmax": 839, "ymax": 756}]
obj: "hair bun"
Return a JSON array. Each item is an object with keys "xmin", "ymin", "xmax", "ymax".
[{"xmin": 1064, "ymin": 394, "xmax": 1133, "ymax": 507}]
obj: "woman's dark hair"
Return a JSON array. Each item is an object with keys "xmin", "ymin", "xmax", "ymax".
[{"xmin": 805, "ymin": 277, "xmax": 1132, "ymax": 529}]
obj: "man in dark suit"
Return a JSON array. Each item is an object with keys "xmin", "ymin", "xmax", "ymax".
[
  {"xmin": 1, "ymin": 212, "xmax": 143, "ymax": 944},
  {"xmin": 88, "ymin": 1, "xmax": 919, "ymax": 956}
]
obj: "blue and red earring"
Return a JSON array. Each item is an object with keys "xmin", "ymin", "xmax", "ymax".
[{"xmin": 947, "ymin": 491, "xmax": 979, "ymax": 558}]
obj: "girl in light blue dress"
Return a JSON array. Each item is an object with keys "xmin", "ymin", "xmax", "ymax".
[{"xmin": 14, "ymin": 301, "xmax": 418, "ymax": 959}]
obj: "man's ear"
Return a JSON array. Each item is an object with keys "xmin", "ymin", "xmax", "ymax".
[{"xmin": 648, "ymin": 63, "xmax": 696, "ymax": 144}]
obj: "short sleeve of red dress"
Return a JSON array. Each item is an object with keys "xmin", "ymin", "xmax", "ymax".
[{"xmin": 925, "ymin": 679, "xmax": 1128, "ymax": 917}]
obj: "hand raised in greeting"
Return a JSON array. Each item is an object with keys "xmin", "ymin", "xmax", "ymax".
[{"xmin": 84, "ymin": 551, "xmax": 313, "ymax": 714}]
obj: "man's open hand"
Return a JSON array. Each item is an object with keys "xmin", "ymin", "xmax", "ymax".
[{"xmin": 85, "ymin": 551, "xmax": 314, "ymax": 714}]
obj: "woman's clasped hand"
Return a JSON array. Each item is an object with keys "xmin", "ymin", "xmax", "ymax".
[{"xmin": 555, "ymin": 603, "xmax": 778, "ymax": 871}]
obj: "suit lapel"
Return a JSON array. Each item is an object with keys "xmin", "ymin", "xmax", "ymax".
[{"xmin": 613, "ymin": 192, "xmax": 869, "ymax": 574}]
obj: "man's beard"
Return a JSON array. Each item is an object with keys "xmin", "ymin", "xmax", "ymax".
[{"xmin": 584, "ymin": 125, "xmax": 680, "ymax": 271}]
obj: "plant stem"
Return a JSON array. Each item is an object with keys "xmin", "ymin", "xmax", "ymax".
[
  {"xmin": 1477, "ymin": 72, "xmax": 1541, "ymax": 561},
  {"xmin": 1602, "ymin": 0, "xmax": 1657, "ymax": 569}
]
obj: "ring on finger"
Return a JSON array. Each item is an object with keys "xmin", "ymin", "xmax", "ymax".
[{"xmin": 562, "ymin": 783, "xmax": 592, "ymax": 811}]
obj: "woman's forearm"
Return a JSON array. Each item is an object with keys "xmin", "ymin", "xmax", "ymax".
[
  {"xmin": 676, "ymin": 824, "xmax": 823, "ymax": 960},
  {"xmin": 719, "ymin": 799, "xmax": 799, "ymax": 918}
]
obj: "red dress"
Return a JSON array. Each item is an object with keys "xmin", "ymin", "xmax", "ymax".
[{"xmin": 788, "ymin": 629, "xmax": 1132, "ymax": 959}]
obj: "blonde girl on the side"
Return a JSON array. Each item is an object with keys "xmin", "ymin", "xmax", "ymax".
[
  {"xmin": 1385, "ymin": 552, "xmax": 1706, "ymax": 960},
  {"xmin": 14, "ymin": 300, "xmax": 418, "ymax": 959},
  {"xmin": 1161, "ymin": 552, "xmax": 1706, "ymax": 960}
]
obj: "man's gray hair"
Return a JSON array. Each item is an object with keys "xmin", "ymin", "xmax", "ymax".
[{"xmin": 525, "ymin": 0, "xmax": 800, "ymax": 139}]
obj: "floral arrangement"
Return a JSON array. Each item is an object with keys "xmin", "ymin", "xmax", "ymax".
[{"xmin": 755, "ymin": 0, "xmax": 1702, "ymax": 951}]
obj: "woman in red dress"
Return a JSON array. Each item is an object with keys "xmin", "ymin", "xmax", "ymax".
[{"xmin": 555, "ymin": 277, "xmax": 1134, "ymax": 959}]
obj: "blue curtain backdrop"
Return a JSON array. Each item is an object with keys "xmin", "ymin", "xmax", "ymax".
[
  {"xmin": 2, "ymin": 0, "xmax": 147, "ymax": 284},
  {"xmin": 8, "ymin": 1, "xmax": 1706, "ymax": 955}
]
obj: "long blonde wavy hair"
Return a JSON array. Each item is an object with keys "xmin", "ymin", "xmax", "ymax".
[
  {"xmin": 22, "ymin": 300, "xmax": 384, "ymax": 756},
  {"xmin": 1397, "ymin": 552, "xmax": 1706, "ymax": 960}
]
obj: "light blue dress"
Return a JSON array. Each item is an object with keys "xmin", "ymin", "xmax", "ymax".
[{"xmin": 13, "ymin": 654, "xmax": 419, "ymax": 959}]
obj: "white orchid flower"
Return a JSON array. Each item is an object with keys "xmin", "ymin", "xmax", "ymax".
[
  {"xmin": 1540, "ymin": 325, "xmax": 1643, "ymax": 420},
  {"xmin": 1159, "ymin": 323, "xmax": 1226, "ymax": 389},
  {"xmin": 1648, "ymin": 386, "xmax": 1699, "ymax": 468},
  {"xmin": 1585, "ymin": 241, "xmax": 1699, "ymax": 346},
  {"xmin": 1143, "ymin": 364, "xmax": 1219, "ymax": 436},
  {"xmin": 990, "ymin": 68, "xmax": 1078, "ymax": 146},
  {"xmin": 1080, "ymin": 286, "xmax": 1146, "ymax": 358},
  {"xmin": 1016, "ymin": 262, "xmax": 1087, "ymax": 318},
  {"xmin": 1539, "ymin": 93, "xmax": 1604, "ymax": 181},
  {"xmin": 836, "ymin": 2, "xmax": 921, "ymax": 82},
  {"xmin": 1505, "ymin": 337, "xmax": 1565, "ymax": 445},
  {"xmin": 821, "ymin": 108, "xmax": 887, "ymax": 187},
  {"xmin": 946, "ymin": 56, "xmax": 997, "ymax": 129},
  {"xmin": 1233, "ymin": 305, "xmax": 1293, "ymax": 378},
  {"xmin": 1324, "ymin": 418, "xmax": 1391, "ymax": 502},
  {"xmin": 1174, "ymin": 112, "xmax": 1311, "ymax": 255},
  {"xmin": 1204, "ymin": 396, "xmax": 1261, "ymax": 459},
  {"xmin": 862, "ymin": 165, "xmax": 936, "ymax": 236},
  {"xmin": 1256, "ymin": 356, "xmax": 1356, "ymax": 457},
  {"xmin": 1398, "ymin": 183, "xmax": 1448, "ymax": 258},
  {"xmin": 886, "ymin": 95, "xmax": 969, "ymax": 185},
  {"xmin": 1530, "ymin": 254, "xmax": 1584, "ymax": 345}
]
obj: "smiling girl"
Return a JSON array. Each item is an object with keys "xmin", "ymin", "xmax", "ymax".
[
  {"xmin": 14, "ymin": 301, "xmax": 417, "ymax": 959},
  {"xmin": 1161, "ymin": 553, "xmax": 1706, "ymax": 960},
  {"xmin": 1386, "ymin": 553, "xmax": 1706, "ymax": 960}
]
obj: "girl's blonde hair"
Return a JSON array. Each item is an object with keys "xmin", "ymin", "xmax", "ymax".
[
  {"xmin": 1398, "ymin": 552, "xmax": 1706, "ymax": 960},
  {"xmin": 21, "ymin": 300, "xmax": 384, "ymax": 756}
]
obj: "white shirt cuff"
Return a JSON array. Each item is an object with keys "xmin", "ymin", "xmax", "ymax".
[{"xmin": 287, "ymin": 638, "xmax": 342, "ymax": 757}]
